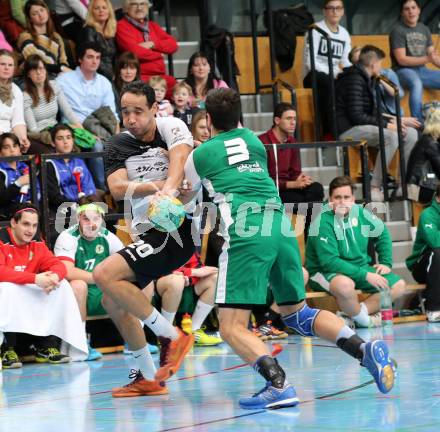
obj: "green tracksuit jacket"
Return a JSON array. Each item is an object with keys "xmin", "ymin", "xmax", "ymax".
[{"xmin": 306, "ymin": 203, "xmax": 393, "ymax": 283}]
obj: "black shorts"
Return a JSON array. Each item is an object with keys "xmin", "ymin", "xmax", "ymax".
[{"xmin": 118, "ymin": 217, "xmax": 195, "ymax": 289}]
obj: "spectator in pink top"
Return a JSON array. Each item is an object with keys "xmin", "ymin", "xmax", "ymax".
[
  {"xmin": 184, "ymin": 51, "xmax": 228, "ymax": 108},
  {"xmin": 0, "ymin": 31, "xmax": 12, "ymax": 52},
  {"xmin": 115, "ymin": 0, "xmax": 177, "ymax": 97}
]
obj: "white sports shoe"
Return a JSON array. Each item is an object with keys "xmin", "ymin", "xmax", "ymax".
[{"xmin": 427, "ymin": 311, "xmax": 440, "ymax": 323}]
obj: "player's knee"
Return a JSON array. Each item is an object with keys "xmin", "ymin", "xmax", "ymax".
[
  {"xmin": 282, "ymin": 303, "xmax": 319, "ymax": 337},
  {"xmin": 93, "ymin": 262, "xmax": 111, "ymax": 291},
  {"xmin": 391, "ymin": 279, "xmax": 406, "ymax": 298},
  {"xmin": 330, "ymin": 276, "xmax": 356, "ymax": 299},
  {"xmin": 167, "ymin": 274, "xmax": 186, "ymax": 291},
  {"xmin": 302, "ymin": 267, "xmax": 309, "ymax": 285}
]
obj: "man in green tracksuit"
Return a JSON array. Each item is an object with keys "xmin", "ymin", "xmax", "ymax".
[
  {"xmin": 406, "ymin": 185, "xmax": 440, "ymax": 323},
  {"xmin": 306, "ymin": 176, "xmax": 406, "ymax": 328}
]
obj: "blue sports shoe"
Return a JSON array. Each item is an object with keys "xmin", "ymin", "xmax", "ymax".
[
  {"xmin": 239, "ymin": 382, "xmax": 299, "ymax": 410},
  {"xmin": 362, "ymin": 340, "xmax": 395, "ymax": 393},
  {"xmin": 86, "ymin": 344, "xmax": 103, "ymax": 361}
]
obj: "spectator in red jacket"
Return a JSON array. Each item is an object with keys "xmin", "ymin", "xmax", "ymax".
[
  {"xmin": 115, "ymin": 0, "xmax": 177, "ymax": 96},
  {"xmin": 259, "ymin": 102, "xmax": 324, "ymax": 206},
  {"xmin": 0, "ymin": 204, "xmax": 88, "ymax": 368}
]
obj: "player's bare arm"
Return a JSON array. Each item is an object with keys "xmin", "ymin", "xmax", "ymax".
[
  {"xmin": 162, "ymin": 143, "xmax": 193, "ymax": 195},
  {"xmin": 107, "ymin": 167, "xmax": 166, "ymax": 201}
]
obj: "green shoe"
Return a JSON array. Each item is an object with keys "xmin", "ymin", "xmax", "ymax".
[
  {"xmin": 35, "ymin": 347, "xmax": 71, "ymax": 364},
  {"xmin": 2, "ymin": 349, "xmax": 22, "ymax": 369},
  {"xmin": 193, "ymin": 328, "xmax": 223, "ymax": 346}
]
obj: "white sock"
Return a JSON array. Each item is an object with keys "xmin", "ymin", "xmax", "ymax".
[
  {"xmin": 336, "ymin": 325, "xmax": 355, "ymax": 342},
  {"xmin": 352, "ymin": 303, "xmax": 370, "ymax": 327},
  {"xmin": 143, "ymin": 308, "xmax": 179, "ymax": 340},
  {"xmin": 132, "ymin": 346, "xmax": 156, "ymax": 380},
  {"xmin": 191, "ymin": 301, "xmax": 214, "ymax": 332},
  {"xmin": 161, "ymin": 309, "xmax": 176, "ymax": 324}
]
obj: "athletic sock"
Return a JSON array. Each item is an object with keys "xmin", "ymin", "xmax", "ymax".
[
  {"xmin": 352, "ymin": 302, "xmax": 370, "ymax": 327},
  {"xmin": 191, "ymin": 301, "xmax": 213, "ymax": 332},
  {"xmin": 336, "ymin": 333, "xmax": 365, "ymax": 362},
  {"xmin": 132, "ymin": 346, "xmax": 156, "ymax": 380},
  {"xmin": 161, "ymin": 309, "xmax": 176, "ymax": 325},
  {"xmin": 143, "ymin": 308, "xmax": 179, "ymax": 340},
  {"xmin": 253, "ymin": 355, "xmax": 286, "ymax": 389}
]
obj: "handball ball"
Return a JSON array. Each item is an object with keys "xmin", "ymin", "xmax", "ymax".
[{"xmin": 147, "ymin": 196, "xmax": 186, "ymax": 232}]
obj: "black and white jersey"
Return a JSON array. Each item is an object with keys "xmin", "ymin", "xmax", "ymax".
[{"xmin": 105, "ymin": 117, "xmax": 193, "ymax": 228}]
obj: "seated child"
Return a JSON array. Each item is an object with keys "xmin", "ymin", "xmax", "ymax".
[
  {"xmin": 149, "ymin": 76, "xmax": 174, "ymax": 117},
  {"xmin": 173, "ymin": 81, "xmax": 197, "ymax": 128},
  {"xmin": 0, "ymin": 133, "xmax": 38, "ymax": 219},
  {"xmin": 46, "ymin": 124, "xmax": 96, "ymax": 214}
]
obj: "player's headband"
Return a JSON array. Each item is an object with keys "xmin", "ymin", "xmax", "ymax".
[
  {"xmin": 14, "ymin": 207, "xmax": 38, "ymax": 216},
  {"xmin": 77, "ymin": 204, "xmax": 106, "ymax": 215}
]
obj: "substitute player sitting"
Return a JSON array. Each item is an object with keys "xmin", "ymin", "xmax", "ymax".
[
  {"xmin": 306, "ymin": 176, "xmax": 407, "ymax": 328},
  {"xmin": 0, "ymin": 204, "xmax": 87, "ymax": 367},
  {"xmin": 54, "ymin": 196, "xmax": 124, "ymax": 361},
  {"xmin": 184, "ymin": 88, "xmax": 396, "ymax": 410}
]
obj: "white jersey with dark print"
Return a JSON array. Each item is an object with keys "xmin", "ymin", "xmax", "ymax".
[{"xmin": 105, "ymin": 117, "xmax": 193, "ymax": 228}]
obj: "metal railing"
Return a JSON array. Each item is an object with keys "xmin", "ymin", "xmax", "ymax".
[
  {"xmin": 375, "ymin": 75, "xmax": 407, "ymax": 201},
  {"xmin": 263, "ymin": 140, "xmax": 371, "ymax": 202},
  {"xmin": 307, "ymin": 24, "xmax": 337, "ymax": 141},
  {"xmin": 163, "ymin": 0, "xmax": 174, "ymax": 77},
  {"xmin": 39, "ymin": 152, "xmax": 126, "ymax": 245}
]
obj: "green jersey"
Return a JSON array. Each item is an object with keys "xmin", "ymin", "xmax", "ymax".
[
  {"xmin": 54, "ymin": 225, "xmax": 124, "ymax": 272},
  {"xmin": 187, "ymin": 128, "xmax": 283, "ymax": 224}
]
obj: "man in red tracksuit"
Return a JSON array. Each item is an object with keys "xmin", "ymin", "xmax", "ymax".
[
  {"xmin": 0, "ymin": 204, "xmax": 71, "ymax": 368},
  {"xmin": 259, "ymin": 102, "xmax": 324, "ymax": 206}
]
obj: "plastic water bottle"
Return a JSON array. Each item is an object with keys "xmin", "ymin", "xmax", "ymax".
[
  {"xmin": 181, "ymin": 313, "xmax": 192, "ymax": 334},
  {"xmin": 380, "ymin": 287, "xmax": 393, "ymax": 327}
]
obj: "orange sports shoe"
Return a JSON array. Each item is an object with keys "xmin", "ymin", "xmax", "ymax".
[
  {"xmin": 155, "ymin": 328, "xmax": 194, "ymax": 381},
  {"xmin": 112, "ymin": 369, "xmax": 169, "ymax": 398}
]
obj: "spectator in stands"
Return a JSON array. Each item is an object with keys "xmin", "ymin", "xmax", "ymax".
[
  {"xmin": 18, "ymin": 0, "xmax": 71, "ymax": 76},
  {"xmin": 349, "ymin": 46, "xmax": 407, "ymax": 118},
  {"xmin": 184, "ymin": 52, "xmax": 228, "ymax": 109},
  {"xmin": 0, "ymin": 204, "xmax": 88, "ymax": 368},
  {"xmin": 0, "ymin": 49, "xmax": 30, "ymax": 152},
  {"xmin": 336, "ymin": 45, "xmax": 418, "ymax": 202},
  {"xmin": 0, "ymin": 30, "xmax": 12, "ymax": 51},
  {"xmin": 0, "ymin": 0, "xmax": 24, "ymax": 47},
  {"xmin": 145, "ymin": 252, "xmax": 222, "ymax": 346},
  {"xmin": 303, "ymin": 0, "xmax": 351, "ymax": 136},
  {"xmin": 115, "ymin": 0, "xmax": 177, "ymax": 94},
  {"xmin": 57, "ymin": 42, "xmax": 119, "ymax": 188},
  {"xmin": 54, "ymin": 196, "xmax": 124, "ymax": 360},
  {"xmin": 259, "ymin": 102, "xmax": 324, "ymax": 205},
  {"xmin": 306, "ymin": 175, "xmax": 407, "ymax": 328},
  {"xmin": 113, "ymin": 51, "xmax": 141, "ymax": 119},
  {"xmin": 46, "ymin": 124, "xmax": 96, "ymax": 213},
  {"xmin": 77, "ymin": 0, "xmax": 117, "ymax": 81},
  {"xmin": 149, "ymin": 75, "xmax": 173, "ymax": 117},
  {"xmin": 54, "ymin": 0, "xmax": 88, "ymax": 42},
  {"xmin": 0, "ymin": 133, "xmax": 34, "ymax": 219},
  {"xmin": 390, "ymin": 0, "xmax": 440, "ymax": 123},
  {"xmin": 191, "ymin": 109, "xmax": 209, "ymax": 147},
  {"xmin": 23, "ymin": 55, "xmax": 82, "ymax": 154},
  {"xmin": 406, "ymin": 183, "xmax": 440, "ymax": 323},
  {"xmin": 173, "ymin": 81, "xmax": 195, "ymax": 128},
  {"xmin": 406, "ymin": 108, "xmax": 440, "ymax": 203}
]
